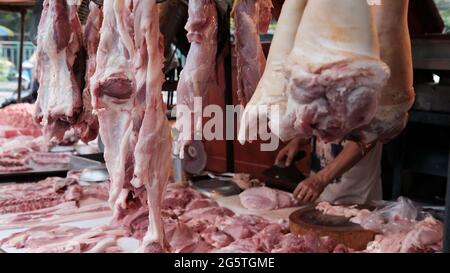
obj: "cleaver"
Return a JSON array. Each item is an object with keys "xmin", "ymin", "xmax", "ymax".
[{"xmin": 262, "ymin": 151, "xmax": 307, "ymax": 192}]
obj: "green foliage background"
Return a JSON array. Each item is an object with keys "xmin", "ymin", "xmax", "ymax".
[{"xmin": 435, "ymin": 0, "xmax": 450, "ymax": 30}]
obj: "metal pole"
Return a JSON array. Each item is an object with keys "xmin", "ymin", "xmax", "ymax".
[
  {"xmin": 17, "ymin": 9, "xmax": 26, "ymax": 103},
  {"xmin": 444, "ymin": 146, "xmax": 450, "ymax": 253}
]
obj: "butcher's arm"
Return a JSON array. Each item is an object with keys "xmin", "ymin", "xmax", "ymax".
[
  {"xmin": 319, "ymin": 141, "xmax": 375, "ymax": 184},
  {"xmin": 294, "ymin": 141, "xmax": 376, "ymax": 203},
  {"xmin": 275, "ymin": 136, "xmax": 310, "ymax": 166}
]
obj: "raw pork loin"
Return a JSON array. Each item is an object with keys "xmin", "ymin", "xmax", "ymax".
[
  {"xmin": 90, "ymin": 0, "xmax": 172, "ymax": 252},
  {"xmin": 34, "ymin": 0, "xmax": 84, "ymax": 142},
  {"xmin": 232, "ymin": 0, "xmax": 273, "ymax": 106},
  {"xmin": 239, "ymin": 187, "xmax": 297, "ymax": 211},
  {"xmin": 174, "ymin": 0, "xmax": 218, "ymax": 157}
]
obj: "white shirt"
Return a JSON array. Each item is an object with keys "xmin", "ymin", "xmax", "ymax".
[{"xmin": 311, "ymin": 138, "xmax": 383, "ymax": 205}]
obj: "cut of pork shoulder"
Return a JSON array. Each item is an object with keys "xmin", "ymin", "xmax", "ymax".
[
  {"xmin": 75, "ymin": 2, "xmax": 102, "ymax": 143},
  {"xmin": 232, "ymin": 0, "xmax": 272, "ymax": 106},
  {"xmin": 174, "ymin": 0, "xmax": 218, "ymax": 157},
  {"xmin": 34, "ymin": 0, "xmax": 83, "ymax": 142},
  {"xmin": 352, "ymin": 0, "xmax": 415, "ymax": 143},
  {"xmin": 239, "ymin": 186, "xmax": 297, "ymax": 211},
  {"xmin": 277, "ymin": 0, "xmax": 390, "ymax": 142},
  {"xmin": 91, "ymin": 0, "xmax": 172, "ymax": 252},
  {"xmin": 238, "ymin": 0, "xmax": 308, "ymax": 143}
]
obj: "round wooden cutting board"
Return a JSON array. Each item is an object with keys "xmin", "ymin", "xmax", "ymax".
[{"xmin": 289, "ymin": 205, "xmax": 377, "ymax": 251}]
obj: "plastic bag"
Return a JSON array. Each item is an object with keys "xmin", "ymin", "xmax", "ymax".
[{"xmin": 361, "ymin": 197, "xmax": 421, "ymax": 234}]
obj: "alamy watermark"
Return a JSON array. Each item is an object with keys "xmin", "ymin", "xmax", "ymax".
[{"xmin": 173, "ymin": 97, "xmax": 281, "ymax": 152}]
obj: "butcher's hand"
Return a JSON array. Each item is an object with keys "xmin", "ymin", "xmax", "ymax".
[
  {"xmin": 293, "ymin": 174, "xmax": 329, "ymax": 204},
  {"xmin": 294, "ymin": 141, "xmax": 378, "ymax": 204},
  {"xmin": 275, "ymin": 137, "xmax": 309, "ymax": 167}
]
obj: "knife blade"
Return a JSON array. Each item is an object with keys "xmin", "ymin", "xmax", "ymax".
[{"xmin": 262, "ymin": 151, "xmax": 307, "ymax": 192}]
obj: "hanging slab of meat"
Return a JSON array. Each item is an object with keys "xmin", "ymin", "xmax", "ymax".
[
  {"xmin": 353, "ymin": 0, "xmax": 415, "ymax": 143},
  {"xmin": 34, "ymin": 0, "xmax": 83, "ymax": 142},
  {"xmin": 232, "ymin": 0, "xmax": 273, "ymax": 106},
  {"xmin": 129, "ymin": 0, "xmax": 172, "ymax": 251},
  {"xmin": 174, "ymin": 0, "xmax": 218, "ymax": 157},
  {"xmin": 90, "ymin": 0, "xmax": 137, "ymax": 209},
  {"xmin": 276, "ymin": 0, "xmax": 390, "ymax": 143},
  {"xmin": 75, "ymin": 2, "xmax": 102, "ymax": 143},
  {"xmin": 238, "ymin": 0, "xmax": 308, "ymax": 144},
  {"xmin": 91, "ymin": 0, "xmax": 172, "ymax": 252}
]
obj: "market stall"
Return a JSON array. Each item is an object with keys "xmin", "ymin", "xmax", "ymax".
[{"xmin": 0, "ymin": 0, "xmax": 448, "ymax": 254}]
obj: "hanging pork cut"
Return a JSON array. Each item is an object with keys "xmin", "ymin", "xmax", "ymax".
[
  {"xmin": 353, "ymin": 0, "xmax": 415, "ymax": 143},
  {"xmin": 174, "ymin": 0, "xmax": 218, "ymax": 157},
  {"xmin": 75, "ymin": 2, "xmax": 102, "ymax": 143},
  {"xmin": 90, "ymin": 0, "xmax": 172, "ymax": 252},
  {"xmin": 34, "ymin": 0, "xmax": 84, "ymax": 142},
  {"xmin": 238, "ymin": 0, "xmax": 308, "ymax": 143},
  {"xmin": 277, "ymin": 0, "xmax": 390, "ymax": 143},
  {"xmin": 232, "ymin": 0, "xmax": 273, "ymax": 106}
]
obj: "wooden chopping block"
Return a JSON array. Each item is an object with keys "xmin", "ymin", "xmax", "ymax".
[{"xmin": 289, "ymin": 206, "xmax": 377, "ymax": 251}]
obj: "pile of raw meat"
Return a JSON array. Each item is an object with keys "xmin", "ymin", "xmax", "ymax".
[
  {"xmin": 0, "ymin": 136, "xmax": 71, "ymax": 173},
  {"xmin": 0, "ymin": 103, "xmax": 42, "ymax": 138},
  {"xmin": 0, "ymin": 183, "xmax": 349, "ymax": 253},
  {"xmin": 316, "ymin": 199, "xmax": 444, "ymax": 253},
  {"xmin": 0, "ymin": 173, "xmax": 110, "ymax": 231},
  {"xmin": 238, "ymin": 0, "xmax": 415, "ymax": 145},
  {"xmin": 0, "ymin": 102, "xmax": 73, "ymax": 173}
]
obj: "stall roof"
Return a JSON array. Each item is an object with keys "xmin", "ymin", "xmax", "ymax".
[{"xmin": 0, "ymin": 0, "xmax": 36, "ymax": 11}]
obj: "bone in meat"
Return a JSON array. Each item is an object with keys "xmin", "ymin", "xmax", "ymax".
[
  {"xmin": 91, "ymin": 0, "xmax": 172, "ymax": 252},
  {"xmin": 34, "ymin": 0, "xmax": 83, "ymax": 142},
  {"xmin": 174, "ymin": 0, "xmax": 218, "ymax": 157}
]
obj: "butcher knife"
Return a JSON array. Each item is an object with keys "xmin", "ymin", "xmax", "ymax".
[{"xmin": 262, "ymin": 151, "xmax": 307, "ymax": 192}]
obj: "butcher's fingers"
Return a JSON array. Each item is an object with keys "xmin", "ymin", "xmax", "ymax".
[
  {"xmin": 303, "ymin": 191, "xmax": 316, "ymax": 204},
  {"xmin": 293, "ymin": 183, "xmax": 303, "ymax": 197},
  {"xmin": 295, "ymin": 185, "xmax": 308, "ymax": 203}
]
